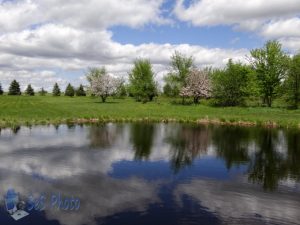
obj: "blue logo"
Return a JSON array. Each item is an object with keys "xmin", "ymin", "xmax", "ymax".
[{"xmin": 3, "ymin": 188, "xmax": 80, "ymax": 221}]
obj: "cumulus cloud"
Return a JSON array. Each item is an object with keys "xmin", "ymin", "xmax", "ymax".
[
  {"xmin": 3, "ymin": 0, "xmax": 298, "ymax": 88},
  {"xmin": 174, "ymin": 0, "xmax": 300, "ymax": 29},
  {"xmin": 174, "ymin": 178, "xmax": 300, "ymax": 224},
  {"xmin": 174, "ymin": 0, "xmax": 300, "ymax": 50},
  {"xmin": 0, "ymin": 22, "xmax": 248, "ymax": 89},
  {"xmin": 0, "ymin": 0, "xmax": 168, "ymax": 32}
]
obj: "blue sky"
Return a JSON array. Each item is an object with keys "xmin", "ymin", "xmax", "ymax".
[
  {"xmin": 0, "ymin": 0, "xmax": 299, "ymax": 90},
  {"xmin": 110, "ymin": 24, "xmax": 263, "ymax": 49}
]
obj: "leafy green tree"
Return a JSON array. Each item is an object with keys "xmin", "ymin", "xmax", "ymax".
[
  {"xmin": 250, "ymin": 40, "xmax": 289, "ymax": 107},
  {"xmin": 163, "ymin": 83, "xmax": 173, "ymax": 97},
  {"xmin": 52, "ymin": 83, "xmax": 61, "ymax": 96},
  {"xmin": 0, "ymin": 83, "xmax": 3, "ymax": 95},
  {"xmin": 284, "ymin": 54, "xmax": 300, "ymax": 109},
  {"xmin": 212, "ymin": 59, "xmax": 251, "ymax": 106},
  {"xmin": 8, "ymin": 80, "xmax": 21, "ymax": 95},
  {"xmin": 128, "ymin": 59, "xmax": 157, "ymax": 102},
  {"xmin": 115, "ymin": 82, "xmax": 127, "ymax": 98},
  {"xmin": 75, "ymin": 84, "xmax": 86, "ymax": 96},
  {"xmin": 164, "ymin": 51, "xmax": 195, "ymax": 98},
  {"xmin": 39, "ymin": 88, "xmax": 47, "ymax": 96},
  {"xmin": 25, "ymin": 84, "xmax": 35, "ymax": 96},
  {"xmin": 65, "ymin": 83, "xmax": 75, "ymax": 97}
]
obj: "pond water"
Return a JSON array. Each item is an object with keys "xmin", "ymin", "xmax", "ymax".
[{"xmin": 0, "ymin": 123, "xmax": 299, "ymax": 225}]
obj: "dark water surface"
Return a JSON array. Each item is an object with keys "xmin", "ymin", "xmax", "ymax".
[{"xmin": 0, "ymin": 123, "xmax": 299, "ymax": 225}]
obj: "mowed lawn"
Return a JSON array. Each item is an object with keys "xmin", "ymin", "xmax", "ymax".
[{"xmin": 0, "ymin": 95, "xmax": 300, "ymax": 127}]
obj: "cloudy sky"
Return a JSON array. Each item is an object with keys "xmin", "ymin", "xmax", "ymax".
[{"xmin": 0, "ymin": 0, "xmax": 300, "ymax": 91}]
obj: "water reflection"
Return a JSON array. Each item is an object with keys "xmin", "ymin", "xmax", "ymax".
[
  {"xmin": 0, "ymin": 124, "xmax": 299, "ymax": 225},
  {"xmin": 130, "ymin": 123, "xmax": 155, "ymax": 160},
  {"xmin": 165, "ymin": 124, "xmax": 211, "ymax": 172}
]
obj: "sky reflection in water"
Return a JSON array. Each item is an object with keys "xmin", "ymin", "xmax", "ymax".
[{"xmin": 0, "ymin": 123, "xmax": 299, "ymax": 225}]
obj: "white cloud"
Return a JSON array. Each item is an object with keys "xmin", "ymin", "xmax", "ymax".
[
  {"xmin": 174, "ymin": 0, "xmax": 300, "ymax": 30},
  {"xmin": 260, "ymin": 17, "xmax": 300, "ymax": 51},
  {"xmin": 175, "ymin": 178, "xmax": 300, "ymax": 224},
  {"xmin": 0, "ymin": 0, "xmax": 168, "ymax": 32},
  {"xmin": 261, "ymin": 18, "xmax": 300, "ymax": 39},
  {"xmin": 0, "ymin": 22, "xmax": 248, "ymax": 89},
  {"xmin": 173, "ymin": 0, "xmax": 300, "ymax": 51}
]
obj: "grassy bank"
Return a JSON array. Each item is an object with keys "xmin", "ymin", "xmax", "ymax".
[{"xmin": 0, "ymin": 95, "xmax": 300, "ymax": 128}]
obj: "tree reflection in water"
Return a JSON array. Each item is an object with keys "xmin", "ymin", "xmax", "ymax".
[
  {"xmin": 130, "ymin": 123, "xmax": 155, "ymax": 160},
  {"xmin": 165, "ymin": 124, "xmax": 211, "ymax": 173},
  {"xmin": 85, "ymin": 123, "xmax": 300, "ymax": 191},
  {"xmin": 211, "ymin": 126, "xmax": 251, "ymax": 169},
  {"xmin": 164, "ymin": 124, "xmax": 300, "ymax": 191}
]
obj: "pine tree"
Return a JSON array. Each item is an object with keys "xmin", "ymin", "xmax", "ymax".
[
  {"xmin": 8, "ymin": 80, "xmax": 21, "ymax": 95},
  {"xmin": 52, "ymin": 83, "xmax": 61, "ymax": 96},
  {"xmin": 75, "ymin": 84, "xmax": 86, "ymax": 96},
  {"xmin": 0, "ymin": 83, "xmax": 3, "ymax": 95},
  {"xmin": 65, "ymin": 83, "xmax": 75, "ymax": 97},
  {"xmin": 39, "ymin": 88, "xmax": 47, "ymax": 96},
  {"xmin": 25, "ymin": 84, "xmax": 35, "ymax": 96}
]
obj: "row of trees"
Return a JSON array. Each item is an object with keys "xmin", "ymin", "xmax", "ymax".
[
  {"xmin": 0, "ymin": 80, "xmax": 87, "ymax": 97},
  {"xmin": 1, "ymin": 40, "xmax": 299, "ymax": 108},
  {"xmin": 86, "ymin": 40, "xmax": 300, "ymax": 108},
  {"xmin": 163, "ymin": 41, "xmax": 300, "ymax": 108}
]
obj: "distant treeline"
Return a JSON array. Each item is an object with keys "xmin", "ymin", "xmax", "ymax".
[{"xmin": 1, "ymin": 40, "xmax": 299, "ymax": 109}]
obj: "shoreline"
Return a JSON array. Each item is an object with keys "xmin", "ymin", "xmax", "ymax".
[
  {"xmin": 1, "ymin": 96, "xmax": 300, "ymax": 130},
  {"xmin": 0, "ymin": 116, "xmax": 297, "ymax": 130}
]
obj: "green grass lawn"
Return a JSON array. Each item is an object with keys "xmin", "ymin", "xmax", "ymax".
[{"xmin": 0, "ymin": 95, "xmax": 300, "ymax": 128}]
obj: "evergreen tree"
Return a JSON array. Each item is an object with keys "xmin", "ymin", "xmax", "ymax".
[
  {"xmin": 52, "ymin": 83, "xmax": 61, "ymax": 96},
  {"xmin": 0, "ymin": 83, "xmax": 3, "ymax": 95},
  {"xmin": 25, "ymin": 84, "xmax": 35, "ymax": 96},
  {"xmin": 65, "ymin": 83, "xmax": 75, "ymax": 97},
  {"xmin": 39, "ymin": 88, "xmax": 47, "ymax": 96},
  {"xmin": 75, "ymin": 84, "xmax": 86, "ymax": 96},
  {"xmin": 8, "ymin": 80, "xmax": 21, "ymax": 95}
]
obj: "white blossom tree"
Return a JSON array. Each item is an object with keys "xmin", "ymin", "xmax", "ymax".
[
  {"xmin": 180, "ymin": 69, "xmax": 211, "ymax": 104},
  {"xmin": 87, "ymin": 67, "xmax": 120, "ymax": 102}
]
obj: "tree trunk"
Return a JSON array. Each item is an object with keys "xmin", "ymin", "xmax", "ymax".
[
  {"xmin": 193, "ymin": 96, "xmax": 200, "ymax": 104},
  {"xmin": 266, "ymin": 96, "xmax": 272, "ymax": 107},
  {"xmin": 101, "ymin": 95, "xmax": 107, "ymax": 103},
  {"xmin": 182, "ymin": 96, "xmax": 185, "ymax": 105}
]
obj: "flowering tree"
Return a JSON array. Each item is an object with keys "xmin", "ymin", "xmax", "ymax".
[
  {"xmin": 180, "ymin": 69, "xmax": 211, "ymax": 104},
  {"xmin": 87, "ymin": 67, "xmax": 120, "ymax": 102}
]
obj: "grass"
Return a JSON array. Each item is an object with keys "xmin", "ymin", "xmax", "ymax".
[{"xmin": 0, "ymin": 95, "xmax": 300, "ymax": 128}]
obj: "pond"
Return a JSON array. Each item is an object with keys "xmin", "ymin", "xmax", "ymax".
[{"xmin": 0, "ymin": 123, "xmax": 299, "ymax": 225}]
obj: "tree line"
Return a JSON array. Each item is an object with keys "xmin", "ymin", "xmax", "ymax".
[
  {"xmin": 1, "ymin": 40, "xmax": 300, "ymax": 109},
  {"xmin": 0, "ymin": 81, "xmax": 87, "ymax": 97}
]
